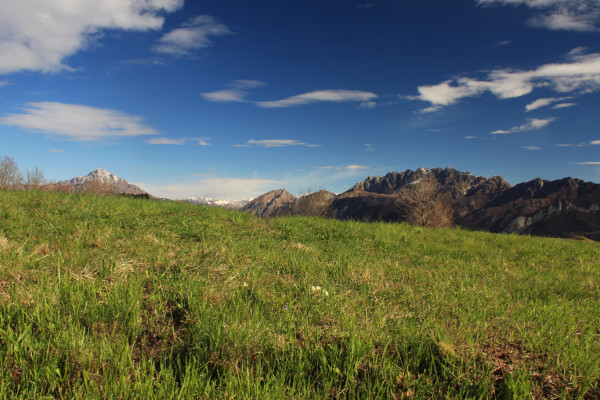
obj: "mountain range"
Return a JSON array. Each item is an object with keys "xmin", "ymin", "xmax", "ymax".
[
  {"xmin": 59, "ymin": 168, "xmax": 600, "ymax": 240},
  {"xmin": 242, "ymin": 167, "xmax": 600, "ymax": 240}
]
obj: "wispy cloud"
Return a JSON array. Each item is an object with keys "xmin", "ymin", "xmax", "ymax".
[
  {"xmin": 313, "ymin": 165, "xmax": 371, "ymax": 171},
  {"xmin": 256, "ymin": 90, "xmax": 377, "ymax": 108},
  {"xmin": 521, "ymin": 145, "xmax": 541, "ymax": 151},
  {"xmin": 0, "ymin": 81, "xmax": 7, "ymax": 88},
  {"xmin": 495, "ymin": 40, "xmax": 512, "ymax": 46},
  {"xmin": 202, "ymin": 80, "xmax": 267, "ymax": 103},
  {"xmin": 0, "ymin": 0, "xmax": 183, "ymax": 74},
  {"xmin": 557, "ymin": 142, "xmax": 586, "ymax": 147},
  {"xmin": 525, "ymin": 96, "xmax": 573, "ymax": 111},
  {"xmin": 463, "ymin": 135, "xmax": 483, "ymax": 139},
  {"xmin": 153, "ymin": 15, "xmax": 233, "ymax": 56},
  {"xmin": 365, "ymin": 143, "xmax": 375, "ymax": 152},
  {"xmin": 592, "ymin": 140, "xmax": 600, "ymax": 145},
  {"xmin": 491, "ymin": 117, "xmax": 555, "ymax": 134},
  {"xmin": 575, "ymin": 161, "xmax": 600, "ymax": 165},
  {"xmin": 227, "ymin": 80, "xmax": 266, "ymax": 89},
  {"xmin": 234, "ymin": 139, "xmax": 320, "ymax": 148},
  {"xmin": 346, "ymin": 165, "xmax": 370, "ymax": 170},
  {"xmin": 552, "ymin": 102, "xmax": 577, "ymax": 109},
  {"xmin": 202, "ymin": 90, "xmax": 248, "ymax": 103},
  {"xmin": 476, "ymin": 0, "xmax": 600, "ymax": 32},
  {"xmin": 0, "ymin": 102, "xmax": 158, "ymax": 141},
  {"xmin": 49, "ymin": 148, "xmax": 67, "ymax": 153},
  {"xmin": 408, "ymin": 50, "xmax": 600, "ymax": 111},
  {"xmin": 146, "ymin": 137, "xmax": 210, "ymax": 145},
  {"xmin": 359, "ymin": 101, "xmax": 377, "ymax": 109},
  {"xmin": 203, "ymin": 83, "xmax": 377, "ymax": 109},
  {"xmin": 146, "ymin": 137, "xmax": 186, "ymax": 145}
]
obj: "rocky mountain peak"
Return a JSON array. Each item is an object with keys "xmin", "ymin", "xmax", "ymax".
[
  {"xmin": 242, "ymin": 189, "xmax": 296, "ymax": 217},
  {"xmin": 58, "ymin": 169, "xmax": 148, "ymax": 196}
]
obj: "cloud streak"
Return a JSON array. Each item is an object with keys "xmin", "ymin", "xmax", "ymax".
[
  {"xmin": 0, "ymin": 102, "xmax": 158, "ymax": 141},
  {"xmin": 153, "ymin": 15, "xmax": 233, "ymax": 55},
  {"xmin": 234, "ymin": 139, "xmax": 320, "ymax": 148},
  {"xmin": 409, "ymin": 50, "xmax": 600, "ymax": 111},
  {"xmin": 491, "ymin": 117, "xmax": 555, "ymax": 134},
  {"xmin": 256, "ymin": 90, "xmax": 377, "ymax": 108},
  {"xmin": 145, "ymin": 137, "xmax": 210, "ymax": 146},
  {"xmin": 0, "ymin": 0, "xmax": 183, "ymax": 74},
  {"xmin": 525, "ymin": 96, "xmax": 573, "ymax": 111}
]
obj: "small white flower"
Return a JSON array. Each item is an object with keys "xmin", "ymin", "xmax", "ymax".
[{"xmin": 242, "ymin": 282, "xmax": 249, "ymax": 287}]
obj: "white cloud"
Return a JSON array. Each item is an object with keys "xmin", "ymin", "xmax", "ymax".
[
  {"xmin": 146, "ymin": 137, "xmax": 210, "ymax": 145},
  {"xmin": 227, "ymin": 80, "xmax": 266, "ymax": 89},
  {"xmin": 313, "ymin": 165, "xmax": 371, "ymax": 171},
  {"xmin": 202, "ymin": 90, "xmax": 248, "ymax": 103},
  {"xmin": 592, "ymin": 140, "xmax": 600, "ymax": 145},
  {"xmin": 49, "ymin": 148, "xmax": 67, "ymax": 153},
  {"xmin": 202, "ymin": 80, "xmax": 267, "ymax": 103},
  {"xmin": 491, "ymin": 117, "xmax": 555, "ymax": 134},
  {"xmin": 410, "ymin": 50, "xmax": 600, "ymax": 111},
  {"xmin": 135, "ymin": 177, "xmax": 281, "ymax": 200},
  {"xmin": 0, "ymin": 81, "xmax": 7, "ymax": 87},
  {"xmin": 256, "ymin": 90, "xmax": 377, "ymax": 108},
  {"xmin": 146, "ymin": 137, "xmax": 185, "ymax": 145},
  {"xmin": 0, "ymin": 0, "xmax": 183, "ymax": 74},
  {"xmin": 359, "ymin": 101, "xmax": 377, "ymax": 109},
  {"xmin": 525, "ymin": 96, "xmax": 572, "ymax": 111},
  {"xmin": 521, "ymin": 145, "xmax": 541, "ymax": 150},
  {"xmin": 153, "ymin": 15, "xmax": 233, "ymax": 55},
  {"xmin": 557, "ymin": 142, "xmax": 586, "ymax": 147},
  {"xmin": 346, "ymin": 165, "xmax": 370, "ymax": 170},
  {"xmin": 575, "ymin": 161, "xmax": 600, "ymax": 165},
  {"xmin": 463, "ymin": 135, "xmax": 483, "ymax": 139},
  {"xmin": 552, "ymin": 102, "xmax": 577, "ymax": 109},
  {"xmin": 235, "ymin": 139, "xmax": 321, "ymax": 148},
  {"xmin": 476, "ymin": 0, "xmax": 600, "ymax": 31},
  {"xmin": 0, "ymin": 102, "xmax": 157, "ymax": 141},
  {"xmin": 365, "ymin": 143, "xmax": 375, "ymax": 152}
]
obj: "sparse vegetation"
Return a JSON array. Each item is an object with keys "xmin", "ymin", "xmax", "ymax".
[
  {"xmin": 398, "ymin": 175, "xmax": 452, "ymax": 228},
  {"xmin": 1, "ymin": 189, "xmax": 599, "ymax": 398}
]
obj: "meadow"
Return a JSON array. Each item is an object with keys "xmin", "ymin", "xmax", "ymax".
[{"xmin": 0, "ymin": 189, "xmax": 599, "ymax": 399}]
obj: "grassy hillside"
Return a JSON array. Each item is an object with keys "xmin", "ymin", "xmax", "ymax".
[{"xmin": 0, "ymin": 190, "xmax": 599, "ymax": 399}]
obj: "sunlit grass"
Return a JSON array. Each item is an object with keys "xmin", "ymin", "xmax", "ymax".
[{"xmin": 0, "ymin": 189, "xmax": 599, "ymax": 398}]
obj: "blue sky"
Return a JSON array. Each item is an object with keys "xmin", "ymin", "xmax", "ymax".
[{"xmin": 1, "ymin": 0, "xmax": 599, "ymax": 199}]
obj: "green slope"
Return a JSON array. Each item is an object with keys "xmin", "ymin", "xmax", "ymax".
[{"xmin": 1, "ymin": 190, "xmax": 599, "ymax": 399}]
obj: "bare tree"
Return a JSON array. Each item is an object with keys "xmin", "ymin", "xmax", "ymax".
[
  {"xmin": 0, "ymin": 156, "xmax": 23, "ymax": 189},
  {"xmin": 399, "ymin": 175, "xmax": 452, "ymax": 227},
  {"xmin": 26, "ymin": 167, "xmax": 47, "ymax": 188}
]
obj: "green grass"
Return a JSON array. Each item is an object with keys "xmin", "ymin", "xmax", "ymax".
[{"xmin": 1, "ymin": 189, "xmax": 599, "ymax": 399}]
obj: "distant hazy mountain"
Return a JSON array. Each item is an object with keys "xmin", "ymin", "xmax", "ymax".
[
  {"xmin": 58, "ymin": 169, "xmax": 149, "ymax": 196},
  {"xmin": 184, "ymin": 196, "xmax": 252, "ymax": 210}
]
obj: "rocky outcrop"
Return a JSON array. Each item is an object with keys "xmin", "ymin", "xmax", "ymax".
[
  {"xmin": 241, "ymin": 189, "xmax": 296, "ymax": 217},
  {"xmin": 328, "ymin": 190, "xmax": 407, "ymax": 222},
  {"xmin": 274, "ymin": 190, "xmax": 336, "ymax": 217},
  {"xmin": 458, "ymin": 177, "xmax": 600, "ymax": 239}
]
